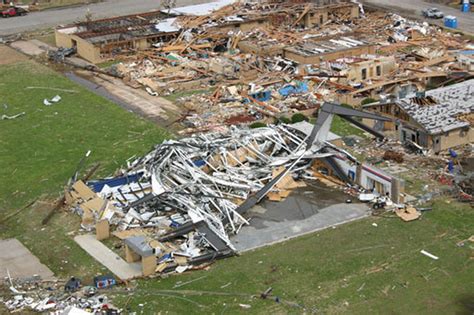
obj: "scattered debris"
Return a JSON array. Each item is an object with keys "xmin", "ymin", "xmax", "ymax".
[
  {"xmin": 3, "ymin": 277, "xmax": 118, "ymax": 314},
  {"xmin": 65, "ymin": 277, "xmax": 81, "ymax": 293},
  {"xmin": 456, "ymin": 235, "xmax": 474, "ymax": 247},
  {"xmin": 43, "ymin": 95, "xmax": 62, "ymax": 106},
  {"xmin": 420, "ymin": 249, "xmax": 439, "ymax": 260},
  {"xmin": 383, "ymin": 150, "xmax": 404, "ymax": 163},
  {"xmin": 395, "ymin": 206, "xmax": 421, "ymax": 222},
  {"xmin": 93, "ymin": 275, "xmax": 116, "ymax": 289},
  {"xmin": 1, "ymin": 112, "xmax": 25, "ymax": 120},
  {"xmin": 48, "ymin": 47, "xmax": 75, "ymax": 62},
  {"xmin": 25, "ymin": 86, "xmax": 78, "ymax": 93}
]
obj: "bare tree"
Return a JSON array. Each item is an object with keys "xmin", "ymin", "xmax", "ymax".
[
  {"xmin": 84, "ymin": 8, "xmax": 93, "ymax": 23},
  {"xmin": 160, "ymin": 0, "xmax": 177, "ymax": 14}
]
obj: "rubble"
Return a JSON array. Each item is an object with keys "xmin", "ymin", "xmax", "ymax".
[
  {"xmin": 64, "ymin": 103, "xmax": 406, "ymax": 276},
  {"xmin": 31, "ymin": 0, "xmax": 472, "ymax": 288},
  {"xmin": 68, "ymin": 123, "xmax": 325, "ymax": 270},
  {"xmin": 2, "ymin": 277, "xmax": 118, "ymax": 314},
  {"xmin": 1, "ymin": 112, "xmax": 25, "ymax": 120},
  {"xmin": 81, "ymin": 2, "xmax": 471, "ymax": 132}
]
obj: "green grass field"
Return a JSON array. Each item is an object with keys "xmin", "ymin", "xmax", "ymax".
[
  {"xmin": 1, "ymin": 60, "xmax": 473, "ymax": 314},
  {"xmin": 331, "ymin": 115, "xmax": 367, "ymax": 138}
]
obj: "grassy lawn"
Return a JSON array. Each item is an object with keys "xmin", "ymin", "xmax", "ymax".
[
  {"xmin": 111, "ymin": 199, "xmax": 473, "ymax": 314},
  {"xmin": 0, "ymin": 60, "xmax": 169, "ymax": 281},
  {"xmin": 331, "ymin": 115, "xmax": 367, "ymax": 138},
  {"xmin": 163, "ymin": 89, "xmax": 213, "ymax": 103},
  {"xmin": 96, "ymin": 59, "xmax": 121, "ymax": 69},
  {"xmin": 32, "ymin": 32, "xmax": 57, "ymax": 47}
]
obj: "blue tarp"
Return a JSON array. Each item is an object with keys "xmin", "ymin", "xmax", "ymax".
[
  {"xmin": 193, "ymin": 159, "xmax": 206, "ymax": 167},
  {"xmin": 88, "ymin": 172, "xmax": 143, "ymax": 192},
  {"xmin": 249, "ymin": 90, "xmax": 271, "ymax": 102},
  {"xmin": 278, "ymin": 81, "xmax": 309, "ymax": 97},
  {"xmin": 448, "ymin": 160, "xmax": 454, "ymax": 173}
]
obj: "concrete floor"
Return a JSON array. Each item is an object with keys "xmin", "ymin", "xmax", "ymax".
[
  {"xmin": 0, "ymin": 238, "xmax": 55, "ymax": 282},
  {"xmin": 74, "ymin": 234, "xmax": 142, "ymax": 280},
  {"xmin": 233, "ymin": 182, "xmax": 370, "ymax": 252},
  {"xmin": 66, "ymin": 71, "xmax": 181, "ymax": 127}
]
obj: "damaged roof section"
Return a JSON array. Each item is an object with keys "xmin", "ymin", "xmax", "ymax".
[{"xmin": 398, "ymin": 79, "xmax": 474, "ymax": 135}]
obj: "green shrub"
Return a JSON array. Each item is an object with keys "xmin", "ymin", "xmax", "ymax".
[
  {"xmin": 361, "ymin": 98, "xmax": 377, "ymax": 105},
  {"xmin": 279, "ymin": 116, "xmax": 291, "ymax": 124},
  {"xmin": 249, "ymin": 122, "xmax": 267, "ymax": 129},
  {"xmin": 291, "ymin": 113, "xmax": 308, "ymax": 123}
]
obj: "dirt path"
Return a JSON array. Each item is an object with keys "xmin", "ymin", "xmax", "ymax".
[{"xmin": 0, "ymin": 45, "xmax": 28, "ymax": 65}]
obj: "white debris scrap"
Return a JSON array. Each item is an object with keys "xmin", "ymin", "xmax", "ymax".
[
  {"xmin": 1, "ymin": 112, "xmax": 25, "ymax": 120},
  {"xmin": 43, "ymin": 95, "xmax": 62, "ymax": 106}
]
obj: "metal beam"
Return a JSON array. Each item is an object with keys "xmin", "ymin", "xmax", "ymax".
[{"xmin": 339, "ymin": 115, "xmax": 386, "ymax": 139}]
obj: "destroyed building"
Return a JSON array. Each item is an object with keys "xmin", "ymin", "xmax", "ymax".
[
  {"xmin": 65, "ymin": 103, "xmax": 405, "ymax": 278},
  {"xmin": 283, "ymin": 37, "xmax": 375, "ymax": 65},
  {"xmin": 55, "ymin": 0, "xmax": 361, "ymax": 63},
  {"xmin": 456, "ymin": 50, "xmax": 474, "ymax": 72},
  {"xmin": 363, "ymin": 79, "xmax": 474, "ymax": 153},
  {"xmin": 55, "ymin": 11, "xmax": 179, "ymax": 63},
  {"xmin": 337, "ymin": 56, "xmax": 398, "ymax": 82}
]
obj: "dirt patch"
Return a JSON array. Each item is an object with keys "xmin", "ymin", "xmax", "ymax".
[{"xmin": 0, "ymin": 45, "xmax": 27, "ymax": 65}]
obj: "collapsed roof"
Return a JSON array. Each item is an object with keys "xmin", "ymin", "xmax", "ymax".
[{"xmin": 398, "ymin": 79, "xmax": 474, "ymax": 134}]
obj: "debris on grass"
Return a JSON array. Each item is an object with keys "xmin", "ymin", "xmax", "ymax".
[
  {"xmin": 420, "ymin": 249, "xmax": 439, "ymax": 260},
  {"xmin": 43, "ymin": 95, "xmax": 62, "ymax": 106},
  {"xmin": 1, "ymin": 112, "xmax": 25, "ymax": 120},
  {"xmin": 3, "ymin": 277, "xmax": 118, "ymax": 314}
]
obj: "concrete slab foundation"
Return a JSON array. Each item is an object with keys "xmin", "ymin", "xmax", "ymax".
[
  {"xmin": 234, "ymin": 203, "xmax": 370, "ymax": 252},
  {"xmin": 233, "ymin": 184, "xmax": 371, "ymax": 252},
  {"xmin": 74, "ymin": 234, "xmax": 142, "ymax": 280},
  {"xmin": 0, "ymin": 238, "xmax": 55, "ymax": 282},
  {"xmin": 10, "ymin": 40, "xmax": 47, "ymax": 56}
]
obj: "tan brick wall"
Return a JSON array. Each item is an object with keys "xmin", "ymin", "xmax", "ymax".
[
  {"xmin": 55, "ymin": 30, "xmax": 74, "ymax": 48},
  {"xmin": 438, "ymin": 127, "xmax": 473, "ymax": 151},
  {"xmin": 76, "ymin": 37, "xmax": 102, "ymax": 63}
]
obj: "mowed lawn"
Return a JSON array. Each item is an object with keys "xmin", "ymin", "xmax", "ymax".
[
  {"xmin": 0, "ymin": 59, "xmax": 473, "ymax": 315},
  {"xmin": 0, "ymin": 60, "xmax": 169, "ymax": 279}
]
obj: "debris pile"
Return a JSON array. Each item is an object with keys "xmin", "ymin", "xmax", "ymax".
[
  {"xmin": 63, "ymin": 104, "xmax": 401, "ymax": 275},
  {"xmin": 97, "ymin": 3, "xmax": 473, "ymax": 133},
  {"xmin": 3, "ymin": 277, "xmax": 118, "ymax": 314},
  {"xmin": 67, "ymin": 124, "xmax": 327, "ymax": 270}
]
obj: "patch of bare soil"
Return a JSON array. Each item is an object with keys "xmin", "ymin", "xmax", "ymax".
[{"xmin": 0, "ymin": 45, "xmax": 27, "ymax": 65}]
